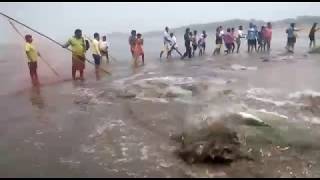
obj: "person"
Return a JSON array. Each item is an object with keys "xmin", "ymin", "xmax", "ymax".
[
  {"xmin": 192, "ymin": 30, "xmax": 198, "ymax": 57},
  {"xmin": 167, "ymin": 32, "xmax": 182, "ymax": 58},
  {"xmin": 264, "ymin": 22, "xmax": 272, "ymax": 53},
  {"xmin": 92, "ymin": 33, "xmax": 101, "ymax": 66},
  {"xmin": 231, "ymin": 28, "xmax": 236, "ymax": 53},
  {"xmin": 181, "ymin": 28, "xmax": 192, "ymax": 59},
  {"xmin": 160, "ymin": 26, "xmax": 171, "ymax": 59},
  {"xmin": 213, "ymin": 26, "xmax": 224, "ymax": 55},
  {"xmin": 223, "ymin": 28, "xmax": 234, "ymax": 54},
  {"xmin": 236, "ymin": 25, "xmax": 245, "ymax": 53},
  {"xmin": 100, "ymin": 35, "xmax": 110, "ymax": 63},
  {"xmin": 133, "ymin": 33, "xmax": 144, "ymax": 66},
  {"xmin": 286, "ymin": 23, "xmax": 301, "ymax": 53},
  {"xmin": 201, "ymin": 30, "xmax": 207, "ymax": 54},
  {"xmin": 309, "ymin": 23, "xmax": 319, "ymax": 49},
  {"xmin": 63, "ymin": 29, "xmax": 87, "ymax": 81},
  {"xmin": 128, "ymin": 30, "xmax": 136, "ymax": 57},
  {"xmin": 189, "ymin": 31, "xmax": 193, "ymax": 50},
  {"xmin": 198, "ymin": 33, "xmax": 205, "ymax": 56},
  {"xmin": 91, "ymin": 33, "xmax": 101, "ymax": 80},
  {"xmin": 25, "ymin": 34, "xmax": 40, "ymax": 86},
  {"xmin": 247, "ymin": 23, "xmax": 257, "ymax": 53},
  {"xmin": 253, "ymin": 25, "xmax": 258, "ymax": 51},
  {"xmin": 257, "ymin": 26, "xmax": 266, "ymax": 52}
]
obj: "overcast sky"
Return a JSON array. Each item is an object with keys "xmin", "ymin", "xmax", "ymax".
[{"xmin": 1, "ymin": 2, "xmax": 320, "ymax": 43}]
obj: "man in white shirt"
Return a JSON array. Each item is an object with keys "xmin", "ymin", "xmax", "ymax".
[
  {"xmin": 160, "ymin": 26, "xmax": 171, "ymax": 59},
  {"xmin": 236, "ymin": 25, "xmax": 245, "ymax": 53},
  {"xmin": 100, "ymin": 35, "xmax": 110, "ymax": 63},
  {"xmin": 167, "ymin": 32, "xmax": 182, "ymax": 58}
]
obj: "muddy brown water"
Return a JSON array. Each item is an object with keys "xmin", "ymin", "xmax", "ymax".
[{"xmin": 1, "ymin": 32, "xmax": 320, "ymax": 177}]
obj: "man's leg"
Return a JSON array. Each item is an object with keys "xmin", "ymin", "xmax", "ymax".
[
  {"xmin": 181, "ymin": 44, "xmax": 188, "ymax": 59},
  {"xmin": 106, "ymin": 51, "xmax": 110, "ymax": 63},
  {"xmin": 186, "ymin": 46, "xmax": 190, "ymax": 58},
  {"xmin": 72, "ymin": 66, "xmax": 76, "ymax": 80},
  {"xmin": 309, "ymin": 40, "xmax": 312, "ymax": 48},
  {"xmin": 142, "ymin": 53, "xmax": 145, "ymax": 65}
]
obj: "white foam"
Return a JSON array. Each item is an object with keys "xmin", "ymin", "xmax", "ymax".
[
  {"xmin": 247, "ymin": 88, "xmax": 275, "ymax": 96},
  {"xmin": 246, "ymin": 94, "xmax": 303, "ymax": 107},
  {"xmin": 164, "ymin": 86, "xmax": 192, "ymax": 97},
  {"xmin": 238, "ymin": 112, "xmax": 263, "ymax": 123},
  {"xmin": 288, "ymin": 90, "xmax": 320, "ymax": 99},
  {"xmin": 137, "ymin": 76, "xmax": 194, "ymax": 86},
  {"xmin": 257, "ymin": 109, "xmax": 289, "ymax": 120},
  {"xmin": 231, "ymin": 64, "xmax": 257, "ymax": 71},
  {"xmin": 140, "ymin": 146, "xmax": 149, "ymax": 160},
  {"xmin": 113, "ymin": 73, "xmax": 145, "ymax": 85},
  {"xmin": 135, "ymin": 97, "xmax": 169, "ymax": 103},
  {"xmin": 89, "ymin": 119, "xmax": 125, "ymax": 138}
]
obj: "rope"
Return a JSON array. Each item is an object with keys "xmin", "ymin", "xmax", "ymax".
[
  {"xmin": 8, "ymin": 20, "xmax": 60, "ymax": 77},
  {"xmin": 0, "ymin": 12, "xmax": 111, "ymax": 75}
]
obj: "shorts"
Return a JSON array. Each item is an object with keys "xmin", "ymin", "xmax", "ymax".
[
  {"xmin": 162, "ymin": 43, "xmax": 170, "ymax": 52},
  {"xmin": 192, "ymin": 44, "xmax": 197, "ymax": 51},
  {"xmin": 72, "ymin": 55, "xmax": 85, "ymax": 71},
  {"xmin": 216, "ymin": 43, "xmax": 222, "ymax": 49},
  {"xmin": 248, "ymin": 39, "xmax": 256, "ymax": 46},
  {"xmin": 236, "ymin": 38, "xmax": 241, "ymax": 45},
  {"xmin": 287, "ymin": 37, "xmax": 296, "ymax": 45},
  {"xmin": 28, "ymin": 61, "xmax": 37, "ymax": 73},
  {"xmin": 226, "ymin": 43, "xmax": 232, "ymax": 50},
  {"xmin": 309, "ymin": 36, "xmax": 315, "ymax": 41},
  {"xmin": 93, "ymin": 54, "xmax": 101, "ymax": 65},
  {"xmin": 216, "ymin": 39, "xmax": 223, "ymax": 45}
]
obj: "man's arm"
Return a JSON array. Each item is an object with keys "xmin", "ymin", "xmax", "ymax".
[{"xmin": 62, "ymin": 41, "xmax": 70, "ymax": 48}]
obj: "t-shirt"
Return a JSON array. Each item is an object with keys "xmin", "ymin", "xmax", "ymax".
[
  {"xmin": 309, "ymin": 27, "xmax": 317, "ymax": 38},
  {"xmin": 129, "ymin": 35, "xmax": 136, "ymax": 47},
  {"xmin": 92, "ymin": 39, "xmax": 101, "ymax": 56},
  {"xmin": 198, "ymin": 35, "xmax": 204, "ymax": 45},
  {"xmin": 99, "ymin": 41, "xmax": 109, "ymax": 52},
  {"xmin": 25, "ymin": 42, "xmax": 38, "ymax": 63},
  {"xmin": 192, "ymin": 34, "xmax": 198, "ymax": 45},
  {"xmin": 169, "ymin": 36, "xmax": 178, "ymax": 48},
  {"xmin": 237, "ymin": 30, "xmax": 243, "ymax": 38},
  {"xmin": 200, "ymin": 33, "xmax": 207, "ymax": 43},
  {"xmin": 286, "ymin": 27, "xmax": 298, "ymax": 38},
  {"xmin": 264, "ymin": 28, "xmax": 272, "ymax": 41},
  {"xmin": 164, "ymin": 31, "xmax": 170, "ymax": 45},
  {"xmin": 247, "ymin": 28, "xmax": 256, "ymax": 40},
  {"xmin": 216, "ymin": 31, "xmax": 223, "ymax": 44},
  {"xmin": 67, "ymin": 37, "xmax": 86, "ymax": 57},
  {"xmin": 223, "ymin": 32, "xmax": 234, "ymax": 44},
  {"xmin": 184, "ymin": 33, "xmax": 191, "ymax": 46},
  {"xmin": 170, "ymin": 36, "xmax": 177, "ymax": 45}
]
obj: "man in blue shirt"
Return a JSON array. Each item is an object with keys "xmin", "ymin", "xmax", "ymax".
[
  {"xmin": 286, "ymin": 23, "xmax": 301, "ymax": 53},
  {"xmin": 247, "ymin": 23, "xmax": 257, "ymax": 53}
]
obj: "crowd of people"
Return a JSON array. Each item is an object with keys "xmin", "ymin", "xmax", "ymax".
[
  {"xmin": 24, "ymin": 22, "xmax": 319, "ymax": 85},
  {"xmin": 158, "ymin": 22, "xmax": 320, "ymax": 60}
]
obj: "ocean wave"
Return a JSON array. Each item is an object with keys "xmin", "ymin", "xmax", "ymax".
[
  {"xmin": 231, "ymin": 64, "xmax": 257, "ymax": 71},
  {"xmin": 288, "ymin": 90, "xmax": 320, "ymax": 100},
  {"xmin": 246, "ymin": 94, "xmax": 303, "ymax": 107}
]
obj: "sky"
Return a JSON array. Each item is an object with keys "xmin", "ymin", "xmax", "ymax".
[{"xmin": 1, "ymin": 2, "xmax": 320, "ymax": 43}]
